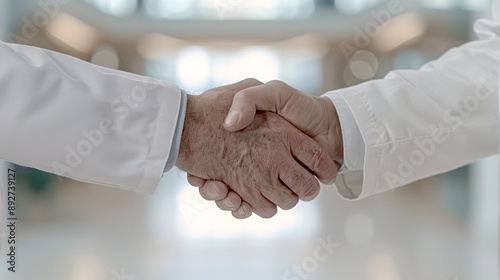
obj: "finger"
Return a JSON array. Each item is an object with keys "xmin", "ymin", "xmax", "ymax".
[
  {"xmin": 289, "ymin": 132, "xmax": 340, "ymax": 185},
  {"xmin": 224, "ymin": 80, "xmax": 293, "ymax": 131},
  {"xmin": 279, "ymin": 159, "xmax": 321, "ymax": 202},
  {"xmin": 232, "ymin": 201, "xmax": 253, "ymax": 219},
  {"xmin": 229, "ymin": 182, "xmax": 279, "ymax": 219},
  {"xmin": 199, "ymin": 181, "xmax": 229, "ymax": 201},
  {"xmin": 187, "ymin": 174, "xmax": 206, "ymax": 187},
  {"xmin": 250, "ymin": 195, "xmax": 278, "ymax": 219},
  {"xmin": 215, "ymin": 191, "xmax": 242, "ymax": 211},
  {"xmin": 260, "ymin": 180, "xmax": 299, "ymax": 211}
]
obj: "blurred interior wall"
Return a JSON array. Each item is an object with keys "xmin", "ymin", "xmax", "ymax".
[{"xmin": 0, "ymin": 0, "xmax": 7, "ymax": 40}]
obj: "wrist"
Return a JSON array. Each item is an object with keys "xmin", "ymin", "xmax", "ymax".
[
  {"xmin": 176, "ymin": 94, "xmax": 198, "ymax": 171},
  {"xmin": 318, "ymin": 96, "xmax": 344, "ymax": 161},
  {"xmin": 175, "ymin": 93, "xmax": 228, "ymax": 175}
]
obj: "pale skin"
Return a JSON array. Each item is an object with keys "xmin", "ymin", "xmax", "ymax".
[
  {"xmin": 175, "ymin": 79, "xmax": 340, "ymax": 218},
  {"xmin": 187, "ymin": 80, "xmax": 344, "ymax": 219}
]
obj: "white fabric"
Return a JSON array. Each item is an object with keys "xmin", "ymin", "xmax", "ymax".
[
  {"xmin": 0, "ymin": 41, "xmax": 183, "ymax": 194},
  {"xmin": 326, "ymin": 0, "xmax": 500, "ymax": 200},
  {"xmin": 329, "ymin": 93, "xmax": 365, "ymax": 171}
]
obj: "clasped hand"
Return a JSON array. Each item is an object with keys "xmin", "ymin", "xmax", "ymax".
[{"xmin": 175, "ymin": 79, "xmax": 343, "ymax": 219}]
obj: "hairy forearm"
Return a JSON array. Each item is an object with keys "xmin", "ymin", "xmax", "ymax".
[{"xmin": 175, "ymin": 92, "xmax": 235, "ymax": 177}]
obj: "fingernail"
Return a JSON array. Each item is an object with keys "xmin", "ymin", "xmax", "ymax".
[
  {"xmin": 224, "ymin": 110, "xmax": 240, "ymax": 127},
  {"xmin": 207, "ymin": 183, "xmax": 220, "ymax": 198},
  {"xmin": 225, "ymin": 199, "xmax": 235, "ymax": 208}
]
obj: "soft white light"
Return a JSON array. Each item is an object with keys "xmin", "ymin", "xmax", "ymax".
[
  {"xmin": 176, "ymin": 47, "xmax": 211, "ymax": 90},
  {"xmin": 144, "ymin": 0, "xmax": 194, "ymax": 18},
  {"xmin": 91, "ymin": 0, "xmax": 138, "ymax": 17},
  {"xmin": 214, "ymin": 47, "xmax": 280, "ymax": 84},
  {"xmin": 174, "ymin": 187, "xmax": 319, "ymax": 240},
  {"xmin": 144, "ymin": 0, "xmax": 314, "ymax": 19},
  {"xmin": 198, "ymin": 0, "xmax": 314, "ymax": 20}
]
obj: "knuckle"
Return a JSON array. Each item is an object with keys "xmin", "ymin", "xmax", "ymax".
[
  {"xmin": 311, "ymin": 147, "xmax": 329, "ymax": 172},
  {"xmin": 234, "ymin": 90, "xmax": 251, "ymax": 103},
  {"xmin": 242, "ymin": 78, "xmax": 263, "ymax": 87},
  {"xmin": 286, "ymin": 169, "xmax": 303, "ymax": 186},
  {"xmin": 268, "ymin": 80, "xmax": 286, "ymax": 88},
  {"xmin": 310, "ymin": 149, "xmax": 338, "ymax": 184},
  {"xmin": 265, "ymin": 183, "xmax": 298, "ymax": 211},
  {"xmin": 293, "ymin": 139, "xmax": 337, "ymax": 183}
]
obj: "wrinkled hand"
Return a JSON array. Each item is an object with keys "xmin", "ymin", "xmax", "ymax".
[
  {"xmin": 176, "ymin": 79, "xmax": 339, "ymax": 219},
  {"xmin": 188, "ymin": 80, "xmax": 344, "ymax": 218}
]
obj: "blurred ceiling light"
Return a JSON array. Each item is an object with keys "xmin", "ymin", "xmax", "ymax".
[
  {"xmin": 91, "ymin": 44, "xmax": 120, "ymax": 69},
  {"xmin": 202, "ymin": 0, "xmax": 282, "ymax": 20},
  {"xmin": 372, "ymin": 12, "xmax": 426, "ymax": 53},
  {"xmin": 138, "ymin": 34, "xmax": 323, "ymax": 91},
  {"xmin": 140, "ymin": 0, "xmax": 315, "ymax": 20},
  {"xmin": 144, "ymin": 0, "xmax": 195, "ymax": 18},
  {"xmin": 137, "ymin": 33, "xmax": 327, "ymax": 60},
  {"xmin": 85, "ymin": 0, "xmax": 138, "ymax": 17},
  {"xmin": 218, "ymin": 47, "xmax": 281, "ymax": 84},
  {"xmin": 46, "ymin": 13, "xmax": 99, "ymax": 54},
  {"xmin": 335, "ymin": 0, "xmax": 382, "ymax": 14},
  {"xmin": 176, "ymin": 47, "xmax": 211, "ymax": 89}
]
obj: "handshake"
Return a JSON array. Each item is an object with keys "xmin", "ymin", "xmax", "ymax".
[{"xmin": 175, "ymin": 79, "xmax": 344, "ymax": 219}]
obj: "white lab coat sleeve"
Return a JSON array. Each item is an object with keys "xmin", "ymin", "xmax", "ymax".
[
  {"xmin": 325, "ymin": 1, "xmax": 500, "ymax": 200},
  {"xmin": 329, "ymin": 93, "xmax": 365, "ymax": 171},
  {"xmin": 0, "ymin": 41, "xmax": 184, "ymax": 194}
]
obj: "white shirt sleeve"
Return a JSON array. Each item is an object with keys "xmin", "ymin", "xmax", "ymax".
[
  {"xmin": 324, "ymin": 0, "xmax": 499, "ymax": 200},
  {"xmin": 0, "ymin": 41, "xmax": 184, "ymax": 194}
]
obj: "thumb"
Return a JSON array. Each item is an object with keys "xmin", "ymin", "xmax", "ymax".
[
  {"xmin": 224, "ymin": 81, "xmax": 291, "ymax": 131},
  {"xmin": 223, "ymin": 91, "xmax": 257, "ymax": 131}
]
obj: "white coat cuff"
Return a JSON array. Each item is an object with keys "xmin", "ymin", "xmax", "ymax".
[
  {"xmin": 327, "ymin": 93, "xmax": 365, "ymax": 171},
  {"xmin": 136, "ymin": 83, "xmax": 183, "ymax": 195},
  {"xmin": 164, "ymin": 89, "xmax": 187, "ymax": 172}
]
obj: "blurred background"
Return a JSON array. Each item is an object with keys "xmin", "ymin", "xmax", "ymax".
[{"xmin": 0, "ymin": 0, "xmax": 498, "ymax": 279}]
